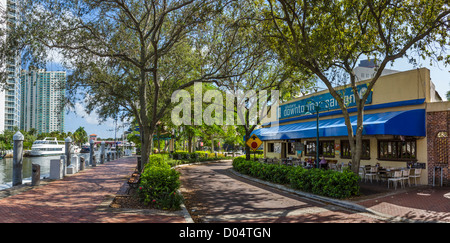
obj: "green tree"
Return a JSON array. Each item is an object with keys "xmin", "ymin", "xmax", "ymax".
[
  {"xmin": 263, "ymin": 0, "xmax": 450, "ymax": 173},
  {"xmin": 15, "ymin": 0, "xmax": 258, "ymax": 167},
  {"xmin": 73, "ymin": 127, "xmax": 88, "ymax": 147},
  {"xmin": 202, "ymin": 1, "xmax": 315, "ymax": 160},
  {"xmin": 21, "ymin": 130, "xmax": 37, "ymax": 150}
]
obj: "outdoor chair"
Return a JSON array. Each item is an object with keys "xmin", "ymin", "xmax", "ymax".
[
  {"xmin": 388, "ymin": 170, "xmax": 403, "ymax": 189},
  {"xmin": 358, "ymin": 166, "xmax": 365, "ymax": 179},
  {"xmin": 378, "ymin": 168, "xmax": 389, "ymax": 182},
  {"xmin": 365, "ymin": 166, "xmax": 378, "ymax": 183},
  {"xmin": 401, "ymin": 169, "xmax": 411, "ymax": 187},
  {"xmin": 409, "ymin": 168, "xmax": 422, "ymax": 186}
]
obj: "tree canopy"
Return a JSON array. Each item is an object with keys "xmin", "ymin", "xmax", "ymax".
[
  {"xmin": 2, "ymin": 0, "xmax": 448, "ymax": 172},
  {"xmin": 262, "ymin": 0, "xmax": 450, "ymax": 172}
]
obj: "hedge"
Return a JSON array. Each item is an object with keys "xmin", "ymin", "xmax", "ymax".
[
  {"xmin": 232, "ymin": 157, "xmax": 360, "ymax": 199},
  {"xmin": 170, "ymin": 151, "xmax": 232, "ymax": 162}
]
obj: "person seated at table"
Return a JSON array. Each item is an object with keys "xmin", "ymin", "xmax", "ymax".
[{"xmin": 319, "ymin": 156, "xmax": 327, "ymax": 169}]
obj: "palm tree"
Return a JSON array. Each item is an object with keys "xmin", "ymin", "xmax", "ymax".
[{"xmin": 73, "ymin": 127, "xmax": 88, "ymax": 147}]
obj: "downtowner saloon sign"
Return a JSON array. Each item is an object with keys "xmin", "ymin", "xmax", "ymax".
[{"xmin": 278, "ymin": 83, "xmax": 373, "ymax": 120}]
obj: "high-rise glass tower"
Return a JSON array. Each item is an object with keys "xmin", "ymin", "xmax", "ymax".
[
  {"xmin": 20, "ymin": 69, "xmax": 66, "ymax": 134},
  {"xmin": 0, "ymin": 0, "xmax": 21, "ymax": 133}
]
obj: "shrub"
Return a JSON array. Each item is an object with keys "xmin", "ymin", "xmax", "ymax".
[
  {"xmin": 147, "ymin": 154, "xmax": 171, "ymax": 169},
  {"xmin": 233, "ymin": 157, "xmax": 360, "ymax": 199},
  {"xmin": 138, "ymin": 155, "xmax": 182, "ymax": 210},
  {"xmin": 232, "ymin": 157, "xmax": 293, "ymax": 185},
  {"xmin": 170, "ymin": 151, "xmax": 233, "ymax": 164}
]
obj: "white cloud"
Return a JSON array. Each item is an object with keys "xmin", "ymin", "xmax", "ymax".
[{"xmin": 73, "ymin": 102, "xmax": 115, "ymax": 128}]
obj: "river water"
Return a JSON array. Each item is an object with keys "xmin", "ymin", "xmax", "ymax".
[{"xmin": 0, "ymin": 151, "xmax": 101, "ymax": 190}]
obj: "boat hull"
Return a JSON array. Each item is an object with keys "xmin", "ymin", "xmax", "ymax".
[{"xmin": 29, "ymin": 151, "xmax": 66, "ymax": 157}]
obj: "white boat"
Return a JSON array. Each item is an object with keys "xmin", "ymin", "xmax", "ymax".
[
  {"xmin": 72, "ymin": 145, "xmax": 80, "ymax": 154},
  {"xmin": 30, "ymin": 137, "xmax": 65, "ymax": 157}
]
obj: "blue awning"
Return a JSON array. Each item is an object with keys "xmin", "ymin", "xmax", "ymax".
[{"xmin": 251, "ymin": 109, "xmax": 425, "ymax": 141}]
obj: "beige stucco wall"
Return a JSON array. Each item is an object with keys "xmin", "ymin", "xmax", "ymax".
[
  {"xmin": 426, "ymin": 101, "xmax": 450, "ymax": 112},
  {"xmin": 370, "ymin": 68, "xmax": 430, "ymax": 104}
]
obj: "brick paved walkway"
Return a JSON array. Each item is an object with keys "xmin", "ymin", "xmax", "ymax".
[
  {"xmin": 179, "ymin": 161, "xmax": 383, "ymax": 223},
  {"xmin": 356, "ymin": 186, "xmax": 450, "ymax": 222},
  {"xmin": 3, "ymin": 156, "xmax": 447, "ymax": 223},
  {"xmin": 0, "ymin": 156, "xmax": 187, "ymax": 223},
  {"xmin": 179, "ymin": 160, "xmax": 450, "ymax": 223}
]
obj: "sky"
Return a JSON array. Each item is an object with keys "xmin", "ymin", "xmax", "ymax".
[
  {"xmin": 64, "ymin": 103, "xmax": 124, "ymax": 140},
  {"xmin": 46, "ymin": 54, "xmax": 449, "ymax": 140}
]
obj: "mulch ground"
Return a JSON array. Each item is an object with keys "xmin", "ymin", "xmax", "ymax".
[
  {"xmin": 109, "ymin": 188, "xmax": 157, "ymax": 210},
  {"xmin": 110, "ymin": 195, "xmax": 149, "ymax": 209}
]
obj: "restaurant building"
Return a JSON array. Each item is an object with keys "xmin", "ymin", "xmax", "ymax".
[{"xmin": 251, "ymin": 68, "xmax": 449, "ymax": 185}]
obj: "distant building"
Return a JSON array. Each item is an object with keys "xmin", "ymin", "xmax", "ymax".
[
  {"xmin": 353, "ymin": 59, "xmax": 399, "ymax": 81},
  {"xmin": 0, "ymin": 0, "xmax": 22, "ymax": 133},
  {"xmin": 20, "ymin": 69, "xmax": 66, "ymax": 134},
  {"xmin": 89, "ymin": 134, "xmax": 97, "ymax": 141}
]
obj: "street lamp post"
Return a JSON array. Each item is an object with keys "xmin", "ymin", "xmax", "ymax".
[
  {"xmin": 315, "ymin": 108, "xmax": 320, "ymax": 168},
  {"xmin": 306, "ymin": 100, "xmax": 329, "ymax": 168}
]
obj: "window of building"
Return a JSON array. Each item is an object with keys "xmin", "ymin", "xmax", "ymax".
[
  {"xmin": 287, "ymin": 142, "xmax": 296, "ymax": 155},
  {"xmin": 306, "ymin": 140, "xmax": 335, "ymax": 157},
  {"xmin": 341, "ymin": 140, "xmax": 370, "ymax": 159},
  {"xmin": 378, "ymin": 139, "xmax": 417, "ymax": 161},
  {"xmin": 306, "ymin": 141, "xmax": 316, "ymax": 155},
  {"xmin": 267, "ymin": 143, "xmax": 274, "ymax": 153}
]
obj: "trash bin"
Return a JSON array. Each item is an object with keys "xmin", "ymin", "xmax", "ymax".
[
  {"xmin": 80, "ymin": 157, "xmax": 85, "ymax": 171},
  {"xmin": 32, "ymin": 164, "xmax": 40, "ymax": 186}
]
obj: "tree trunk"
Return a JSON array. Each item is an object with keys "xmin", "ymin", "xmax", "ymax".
[
  {"xmin": 140, "ymin": 130, "xmax": 151, "ymax": 169},
  {"xmin": 163, "ymin": 140, "xmax": 169, "ymax": 152},
  {"xmin": 138, "ymin": 65, "xmax": 150, "ymax": 167},
  {"xmin": 156, "ymin": 126, "xmax": 161, "ymax": 153},
  {"xmin": 348, "ymin": 101, "xmax": 365, "ymax": 174},
  {"xmin": 244, "ymin": 133, "xmax": 251, "ymax": 160},
  {"xmin": 188, "ymin": 134, "xmax": 193, "ymax": 153}
]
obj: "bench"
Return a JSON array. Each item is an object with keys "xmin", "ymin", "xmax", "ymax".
[{"xmin": 126, "ymin": 170, "xmax": 142, "ymax": 194}]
